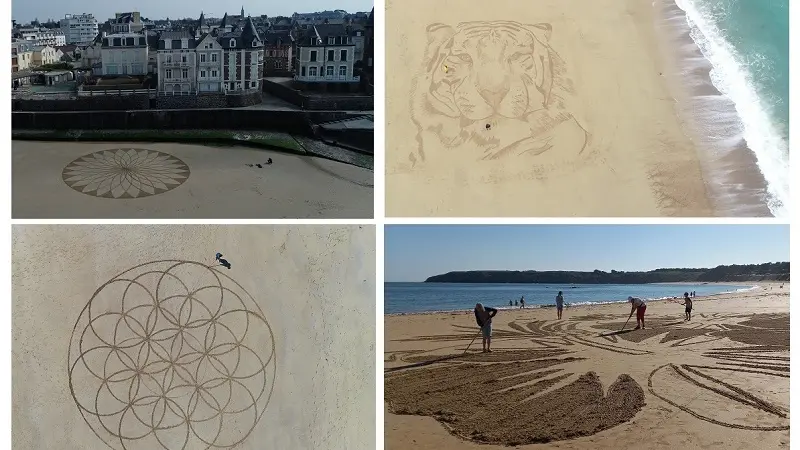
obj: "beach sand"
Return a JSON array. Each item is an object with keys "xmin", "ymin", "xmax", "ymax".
[
  {"xmin": 384, "ymin": 283, "xmax": 789, "ymax": 449},
  {"xmin": 12, "ymin": 225, "xmax": 376, "ymax": 450},
  {"xmin": 385, "ymin": 0, "xmax": 715, "ymax": 217}
]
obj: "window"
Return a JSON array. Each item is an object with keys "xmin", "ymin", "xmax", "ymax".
[
  {"xmin": 230, "ymin": 82, "xmax": 235, "ymax": 90},
  {"xmin": 340, "ymin": 49, "xmax": 347, "ymax": 61},
  {"xmin": 326, "ymin": 66, "xmax": 334, "ymax": 77},
  {"xmin": 182, "ymin": 68, "xmax": 188, "ymax": 79},
  {"xmin": 310, "ymin": 50, "xmax": 317, "ymax": 62},
  {"xmin": 328, "ymin": 50, "xmax": 334, "ymax": 61},
  {"xmin": 200, "ymin": 53, "xmax": 206, "ymax": 62},
  {"xmin": 251, "ymin": 81, "xmax": 257, "ymax": 88},
  {"xmin": 309, "ymin": 66, "xmax": 317, "ymax": 76},
  {"xmin": 230, "ymin": 39, "xmax": 236, "ymax": 47},
  {"xmin": 301, "ymin": 66, "xmax": 306, "ymax": 76},
  {"xmin": 106, "ymin": 65, "xmax": 117, "ymax": 74},
  {"xmin": 328, "ymin": 37, "xmax": 334, "ymax": 45},
  {"xmin": 200, "ymin": 70, "xmax": 206, "ymax": 78},
  {"xmin": 166, "ymin": 55, "xmax": 172, "ymax": 63},
  {"xmin": 165, "ymin": 69, "xmax": 172, "ymax": 79},
  {"xmin": 181, "ymin": 55, "xmax": 187, "ymax": 63},
  {"xmin": 211, "ymin": 53, "xmax": 217, "ymax": 62},
  {"xmin": 211, "ymin": 70, "xmax": 218, "ymax": 77},
  {"xmin": 339, "ymin": 65, "xmax": 347, "ymax": 77},
  {"xmin": 252, "ymin": 39, "xmax": 258, "ymax": 47}
]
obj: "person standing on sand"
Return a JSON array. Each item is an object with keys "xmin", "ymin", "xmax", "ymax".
[
  {"xmin": 556, "ymin": 291, "xmax": 564, "ymax": 319},
  {"xmin": 474, "ymin": 303, "xmax": 498, "ymax": 353},
  {"xmin": 519, "ymin": 296, "xmax": 525, "ymax": 309},
  {"xmin": 679, "ymin": 292, "xmax": 692, "ymax": 321},
  {"xmin": 627, "ymin": 296, "xmax": 647, "ymax": 330}
]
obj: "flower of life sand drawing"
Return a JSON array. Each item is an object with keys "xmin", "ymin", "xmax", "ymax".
[
  {"xmin": 67, "ymin": 260, "xmax": 276, "ymax": 450},
  {"xmin": 62, "ymin": 148, "xmax": 190, "ymax": 199},
  {"xmin": 409, "ymin": 21, "xmax": 590, "ymax": 165},
  {"xmin": 385, "ymin": 313, "xmax": 788, "ymax": 446}
]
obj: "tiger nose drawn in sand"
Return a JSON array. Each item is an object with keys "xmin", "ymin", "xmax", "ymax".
[{"xmin": 409, "ymin": 21, "xmax": 589, "ymax": 165}]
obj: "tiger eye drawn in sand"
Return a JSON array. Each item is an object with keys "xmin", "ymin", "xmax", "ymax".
[{"xmin": 409, "ymin": 21, "xmax": 590, "ymax": 165}]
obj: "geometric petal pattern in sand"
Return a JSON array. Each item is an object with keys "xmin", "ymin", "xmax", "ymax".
[{"xmin": 62, "ymin": 148, "xmax": 190, "ymax": 199}]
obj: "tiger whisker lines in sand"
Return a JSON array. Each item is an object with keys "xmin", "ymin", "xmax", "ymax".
[
  {"xmin": 409, "ymin": 20, "xmax": 589, "ymax": 166},
  {"xmin": 385, "ymin": 313, "xmax": 789, "ymax": 444}
]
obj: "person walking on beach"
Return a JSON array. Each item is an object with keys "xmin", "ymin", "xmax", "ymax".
[
  {"xmin": 679, "ymin": 292, "xmax": 692, "ymax": 321},
  {"xmin": 555, "ymin": 291, "xmax": 565, "ymax": 319},
  {"xmin": 519, "ymin": 296, "xmax": 525, "ymax": 309},
  {"xmin": 627, "ymin": 296, "xmax": 647, "ymax": 330},
  {"xmin": 474, "ymin": 303, "xmax": 498, "ymax": 353}
]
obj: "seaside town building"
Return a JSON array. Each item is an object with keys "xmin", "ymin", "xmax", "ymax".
[
  {"xmin": 157, "ymin": 31, "xmax": 198, "ymax": 93},
  {"xmin": 111, "ymin": 12, "xmax": 144, "ymax": 34},
  {"xmin": 11, "ymin": 41, "xmax": 35, "ymax": 72},
  {"xmin": 31, "ymin": 46, "xmax": 59, "ymax": 66},
  {"xmin": 60, "ymin": 13, "xmax": 99, "ymax": 44},
  {"xmin": 293, "ymin": 23, "xmax": 359, "ymax": 85},
  {"xmin": 262, "ymin": 30, "xmax": 293, "ymax": 74},
  {"xmin": 100, "ymin": 32, "xmax": 149, "ymax": 75}
]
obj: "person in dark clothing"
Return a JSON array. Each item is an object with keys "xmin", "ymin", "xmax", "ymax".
[
  {"xmin": 474, "ymin": 303, "xmax": 498, "ymax": 353},
  {"xmin": 215, "ymin": 252, "xmax": 232, "ymax": 270}
]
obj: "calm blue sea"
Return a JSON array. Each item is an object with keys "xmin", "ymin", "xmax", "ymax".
[
  {"xmin": 675, "ymin": 0, "xmax": 789, "ymax": 215},
  {"xmin": 384, "ymin": 283, "xmax": 756, "ymax": 314}
]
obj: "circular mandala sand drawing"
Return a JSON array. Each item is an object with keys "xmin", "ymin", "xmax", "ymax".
[
  {"xmin": 62, "ymin": 148, "xmax": 190, "ymax": 199},
  {"xmin": 67, "ymin": 261, "xmax": 276, "ymax": 450}
]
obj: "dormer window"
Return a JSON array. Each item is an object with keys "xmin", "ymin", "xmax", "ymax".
[
  {"xmin": 252, "ymin": 39, "xmax": 258, "ymax": 47},
  {"xmin": 328, "ymin": 37, "xmax": 334, "ymax": 45}
]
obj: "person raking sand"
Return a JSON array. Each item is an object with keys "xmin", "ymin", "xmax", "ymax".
[
  {"xmin": 679, "ymin": 292, "xmax": 692, "ymax": 321},
  {"xmin": 626, "ymin": 296, "xmax": 647, "ymax": 330},
  {"xmin": 474, "ymin": 303, "xmax": 498, "ymax": 353}
]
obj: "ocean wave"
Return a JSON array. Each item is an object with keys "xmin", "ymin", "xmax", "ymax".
[{"xmin": 674, "ymin": 0, "xmax": 789, "ymax": 216}]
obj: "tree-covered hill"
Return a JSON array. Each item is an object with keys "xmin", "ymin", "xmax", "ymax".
[{"xmin": 424, "ymin": 262, "xmax": 789, "ymax": 284}]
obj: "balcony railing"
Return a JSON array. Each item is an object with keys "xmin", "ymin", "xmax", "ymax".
[
  {"xmin": 294, "ymin": 75, "xmax": 360, "ymax": 83},
  {"xmin": 161, "ymin": 61, "xmax": 192, "ymax": 67},
  {"xmin": 78, "ymin": 88, "xmax": 156, "ymax": 97}
]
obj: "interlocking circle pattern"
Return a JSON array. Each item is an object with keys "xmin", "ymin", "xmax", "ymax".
[
  {"xmin": 62, "ymin": 148, "xmax": 190, "ymax": 199},
  {"xmin": 67, "ymin": 261, "xmax": 276, "ymax": 450}
]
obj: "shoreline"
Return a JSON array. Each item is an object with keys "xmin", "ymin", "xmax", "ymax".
[
  {"xmin": 653, "ymin": 0, "xmax": 782, "ymax": 217},
  {"xmin": 384, "ymin": 282, "xmax": 780, "ymax": 317}
]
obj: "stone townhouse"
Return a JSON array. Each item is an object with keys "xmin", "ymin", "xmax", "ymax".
[
  {"xmin": 262, "ymin": 30, "xmax": 292, "ymax": 75},
  {"xmin": 218, "ymin": 18, "xmax": 264, "ymax": 91},
  {"xmin": 294, "ymin": 23, "xmax": 358, "ymax": 87},
  {"xmin": 101, "ymin": 32, "xmax": 149, "ymax": 76},
  {"xmin": 156, "ymin": 31, "xmax": 197, "ymax": 93},
  {"xmin": 155, "ymin": 14, "xmax": 263, "ymax": 94}
]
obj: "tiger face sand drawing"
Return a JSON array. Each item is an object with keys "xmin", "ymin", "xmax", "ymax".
[{"xmin": 410, "ymin": 21, "xmax": 589, "ymax": 164}]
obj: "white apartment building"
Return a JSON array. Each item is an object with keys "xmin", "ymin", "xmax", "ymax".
[
  {"xmin": 20, "ymin": 28, "xmax": 66, "ymax": 47},
  {"xmin": 100, "ymin": 33, "xmax": 149, "ymax": 75},
  {"xmin": 195, "ymin": 33, "xmax": 223, "ymax": 92},
  {"xmin": 60, "ymin": 13, "xmax": 99, "ymax": 44},
  {"xmin": 156, "ymin": 31, "xmax": 198, "ymax": 93},
  {"xmin": 295, "ymin": 24, "xmax": 358, "ymax": 83}
]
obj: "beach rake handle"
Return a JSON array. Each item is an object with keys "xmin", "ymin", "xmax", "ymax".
[
  {"xmin": 462, "ymin": 329, "xmax": 482, "ymax": 355},
  {"xmin": 621, "ymin": 313, "xmax": 632, "ymax": 331}
]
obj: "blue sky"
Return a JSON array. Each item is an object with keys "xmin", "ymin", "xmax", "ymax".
[
  {"xmin": 385, "ymin": 225, "xmax": 790, "ymax": 282},
  {"xmin": 12, "ymin": 1, "xmax": 373, "ymax": 24}
]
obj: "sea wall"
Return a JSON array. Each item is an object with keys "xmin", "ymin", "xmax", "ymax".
[
  {"xmin": 262, "ymin": 79, "xmax": 373, "ymax": 111},
  {"xmin": 12, "ymin": 109, "xmax": 357, "ymax": 135}
]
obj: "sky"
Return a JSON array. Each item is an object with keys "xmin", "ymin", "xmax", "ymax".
[
  {"xmin": 12, "ymin": 0, "xmax": 373, "ymax": 23},
  {"xmin": 384, "ymin": 225, "xmax": 790, "ymax": 282}
]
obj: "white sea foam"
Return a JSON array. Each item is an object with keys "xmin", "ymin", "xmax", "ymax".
[{"xmin": 674, "ymin": 0, "xmax": 789, "ymax": 216}]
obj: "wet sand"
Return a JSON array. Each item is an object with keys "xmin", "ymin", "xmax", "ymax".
[{"xmin": 385, "ymin": 283, "xmax": 789, "ymax": 449}]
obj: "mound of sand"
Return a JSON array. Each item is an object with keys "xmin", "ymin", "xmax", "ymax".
[{"xmin": 386, "ymin": 354, "xmax": 645, "ymax": 445}]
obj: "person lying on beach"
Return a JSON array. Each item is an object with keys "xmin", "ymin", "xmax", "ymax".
[
  {"xmin": 627, "ymin": 296, "xmax": 647, "ymax": 330},
  {"xmin": 679, "ymin": 292, "xmax": 692, "ymax": 321},
  {"xmin": 474, "ymin": 303, "xmax": 498, "ymax": 353},
  {"xmin": 556, "ymin": 291, "xmax": 564, "ymax": 319}
]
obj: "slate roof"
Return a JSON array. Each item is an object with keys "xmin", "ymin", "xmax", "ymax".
[
  {"xmin": 218, "ymin": 17, "xmax": 262, "ymax": 49},
  {"xmin": 262, "ymin": 30, "xmax": 291, "ymax": 46}
]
